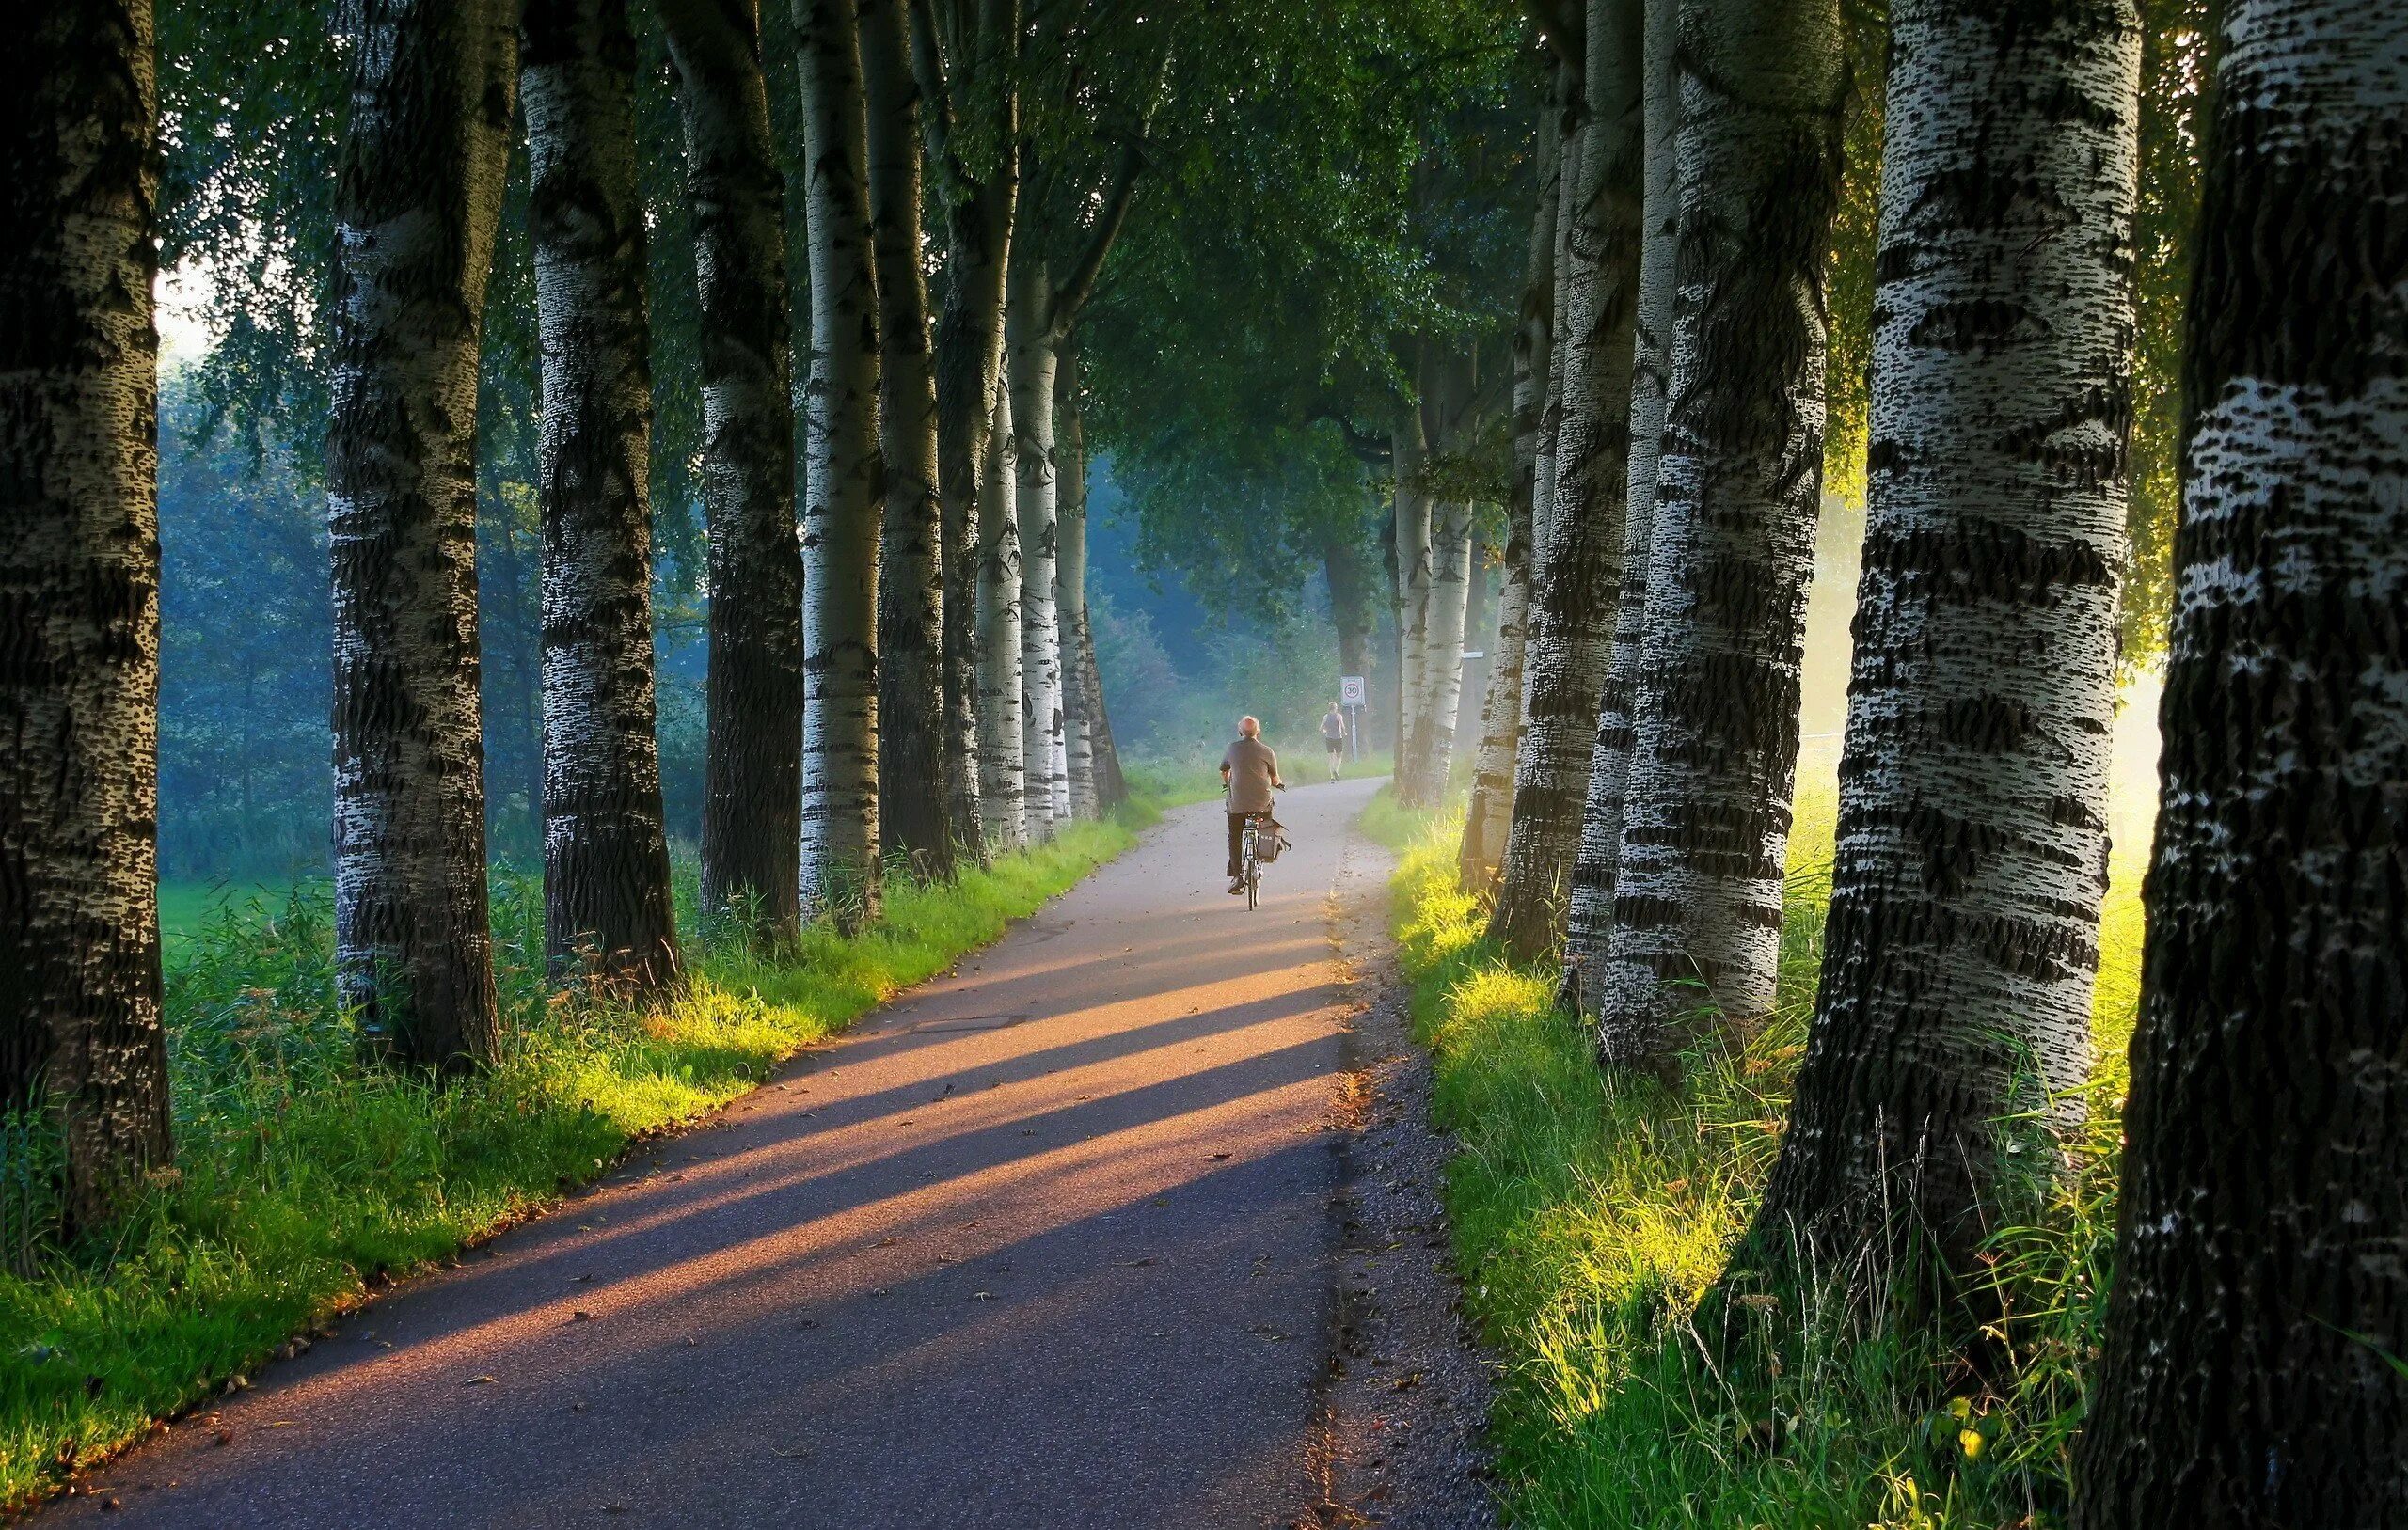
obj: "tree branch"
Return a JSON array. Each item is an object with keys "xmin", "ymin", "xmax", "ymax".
[{"xmin": 1051, "ymin": 134, "xmax": 1145, "ymax": 329}]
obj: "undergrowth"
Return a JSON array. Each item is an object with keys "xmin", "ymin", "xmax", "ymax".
[
  {"xmin": 0, "ymin": 811, "xmax": 1148, "ymax": 1509},
  {"xmin": 1365, "ymin": 790, "xmax": 2146, "ymax": 1528}
]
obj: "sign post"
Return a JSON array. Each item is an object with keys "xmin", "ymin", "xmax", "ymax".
[{"xmin": 1339, "ymin": 674, "xmax": 1367, "ymax": 763}]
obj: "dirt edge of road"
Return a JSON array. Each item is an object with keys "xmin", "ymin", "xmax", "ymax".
[{"xmin": 1301, "ymin": 828, "xmax": 1499, "ymax": 1530}]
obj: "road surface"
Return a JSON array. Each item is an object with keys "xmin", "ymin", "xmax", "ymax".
[{"xmin": 57, "ymin": 777, "xmax": 1404, "ymax": 1528}]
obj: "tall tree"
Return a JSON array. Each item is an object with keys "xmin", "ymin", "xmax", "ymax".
[
  {"xmin": 662, "ymin": 0, "xmax": 805, "ymax": 943},
  {"xmin": 0, "ymin": 0, "xmax": 173, "ymax": 1234},
  {"xmin": 1732, "ymin": 0, "xmax": 2139, "ymax": 1293},
  {"xmin": 1488, "ymin": 0, "xmax": 1645, "ymax": 961},
  {"xmin": 1390, "ymin": 416, "xmax": 1432, "ymax": 791},
  {"xmin": 976, "ymin": 383, "xmax": 1024, "ymax": 846},
  {"xmin": 2076, "ymin": 3, "xmax": 2408, "ymax": 1520},
  {"xmin": 863, "ymin": 0, "xmax": 952, "ymax": 873},
  {"xmin": 913, "ymin": 0, "xmax": 1022, "ymax": 860},
  {"xmin": 327, "ymin": 0, "xmax": 518, "ymax": 1068},
  {"xmin": 794, "ymin": 0, "xmax": 884, "ymax": 923},
  {"xmin": 1005, "ymin": 141, "xmax": 1143, "ymax": 839},
  {"xmin": 1593, "ymin": 0, "xmax": 1847, "ymax": 1067},
  {"xmin": 1560, "ymin": 0, "xmax": 1676, "ymax": 1003},
  {"xmin": 1461, "ymin": 64, "xmax": 1563, "ymax": 888},
  {"xmin": 523, "ymin": 0, "xmax": 680, "ymax": 991},
  {"xmin": 1056, "ymin": 329, "xmax": 1124, "ymax": 817}
]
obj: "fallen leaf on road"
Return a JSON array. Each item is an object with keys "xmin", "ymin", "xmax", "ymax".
[
  {"xmin": 1210, "ymin": 1152, "xmax": 1232, "ymax": 1161},
  {"xmin": 971, "ymin": 1291, "xmax": 993, "ymax": 1301},
  {"xmin": 464, "ymin": 1375, "xmax": 497, "ymax": 1386},
  {"xmin": 569, "ymin": 1310, "xmax": 594, "ymax": 1323}
]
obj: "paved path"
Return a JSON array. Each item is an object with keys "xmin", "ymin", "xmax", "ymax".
[{"xmin": 60, "ymin": 778, "xmax": 1394, "ymax": 1528}]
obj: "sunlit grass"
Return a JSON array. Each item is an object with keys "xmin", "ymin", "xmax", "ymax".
[
  {"xmin": 0, "ymin": 812, "xmax": 1149, "ymax": 1510},
  {"xmin": 1365, "ymin": 785, "xmax": 2145, "ymax": 1528}
]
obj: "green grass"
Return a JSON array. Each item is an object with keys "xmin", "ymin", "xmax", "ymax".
[
  {"xmin": 1120, "ymin": 748, "xmax": 1397, "ymax": 811},
  {"xmin": 1, "ymin": 812, "xmax": 1149, "ymax": 1510},
  {"xmin": 1366, "ymin": 789, "xmax": 2145, "ymax": 1528}
]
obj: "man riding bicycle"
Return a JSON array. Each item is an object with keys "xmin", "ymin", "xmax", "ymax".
[{"xmin": 1220, "ymin": 716, "xmax": 1284, "ymax": 895}]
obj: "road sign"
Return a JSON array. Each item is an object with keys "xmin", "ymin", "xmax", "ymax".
[{"xmin": 1339, "ymin": 674, "xmax": 1367, "ymax": 706}]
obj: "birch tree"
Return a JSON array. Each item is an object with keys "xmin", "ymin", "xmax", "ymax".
[
  {"xmin": 0, "ymin": 0, "xmax": 174, "ymax": 1233},
  {"xmin": 1461, "ymin": 69, "xmax": 1563, "ymax": 886},
  {"xmin": 1560, "ymin": 0, "xmax": 1673, "ymax": 1007},
  {"xmin": 327, "ymin": 0, "xmax": 518, "ymax": 1068},
  {"xmin": 1056, "ymin": 329, "xmax": 1115, "ymax": 818},
  {"xmin": 1004, "ymin": 141, "xmax": 1143, "ymax": 839},
  {"xmin": 1488, "ymin": 0, "xmax": 1644, "ymax": 960},
  {"xmin": 1593, "ymin": 0, "xmax": 1847, "ymax": 1067},
  {"xmin": 863, "ymin": 0, "xmax": 952, "ymax": 874},
  {"xmin": 794, "ymin": 0, "xmax": 884, "ymax": 923},
  {"xmin": 1735, "ymin": 0, "xmax": 2139, "ymax": 1289},
  {"xmin": 976, "ymin": 382, "xmax": 1025, "ymax": 847},
  {"xmin": 662, "ymin": 0, "xmax": 804, "ymax": 943},
  {"xmin": 2077, "ymin": 4, "xmax": 2408, "ymax": 1519},
  {"xmin": 912, "ymin": 0, "xmax": 1022, "ymax": 860},
  {"xmin": 1391, "ymin": 418, "xmax": 1432, "ymax": 794},
  {"xmin": 524, "ymin": 0, "xmax": 680, "ymax": 992}
]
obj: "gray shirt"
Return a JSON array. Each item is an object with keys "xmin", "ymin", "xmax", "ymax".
[
  {"xmin": 1321, "ymin": 711, "xmax": 1346, "ymax": 741},
  {"xmin": 1221, "ymin": 736, "xmax": 1280, "ymax": 814}
]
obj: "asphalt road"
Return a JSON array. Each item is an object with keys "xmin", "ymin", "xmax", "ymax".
[{"xmin": 56, "ymin": 777, "xmax": 1394, "ymax": 1528}]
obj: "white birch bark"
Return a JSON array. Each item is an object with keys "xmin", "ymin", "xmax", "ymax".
[
  {"xmin": 0, "ymin": 0, "xmax": 172, "ymax": 1231},
  {"xmin": 1562, "ymin": 0, "xmax": 1678, "ymax": 1006},
  {"xmin": 1744, "ymin": 0, "xmax": 2139, "ymax": 1274},
  {"xmin": 796, "ymin": 0, "xmax": 884, "ymax": 924},
  {"xmin": 1594, "ymin": 0, "xmax": 1848, "ymax": 1063},
  {"xmin": 1488, "ymin": 0, "xmax": 1645, "ymax": 961},
  {"xmin": 1410, "ymin": 499, "xmax": 1476, "ymax": 806},
  {"xmin": 525, "ymin": 0, "xmax": 680, "ymax": 991},
  {"xmin": 1006, "ymin": 255, "xmax": 1063, "ymax": 842},
  {"xmin": 326, "ymin": 0, "xmax": 516, "ymax": 1068},
  {"xmin": 1058, "ymin": 332, "xmax": 1099, "ymax": 820},
  {"xmin": 1391, "ymin": 422, "xmax": 1432, "ymax": 795},
  {"xmin": 976, "ymin": 377, "xmax": 1025, "ymax": 850}
]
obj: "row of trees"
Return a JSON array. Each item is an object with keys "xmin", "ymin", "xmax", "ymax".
[{"xmin": 1436, "ymin": 0, "xmax": 2401, "ymax": 1518}]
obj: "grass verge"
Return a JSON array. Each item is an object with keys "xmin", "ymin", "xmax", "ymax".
[
  {"xmin": 1364, "ymin": 788, "xmax": 2143, "ymax": 1528},
  {"xmin": 1, "ymin": 812, "xmax": 1148, "ymax": 1510}
]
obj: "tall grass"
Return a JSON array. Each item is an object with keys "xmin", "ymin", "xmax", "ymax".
[
  {"xmin": 1365, "ymin": 790, "xmax": 2145, "ymax": 1528},
  {"xmin": 0, "ymin": 813, "xmax": 1148, "ymax": 1509}
]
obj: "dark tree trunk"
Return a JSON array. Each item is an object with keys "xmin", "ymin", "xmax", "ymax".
[
  {"xmin": 1487, "ymin": 0, "xmax": 1645, "ymax": 961},
  {"xmin": 662, "ymin": 0, "xmax": 804, "ymax": 944},
  {"xmin": 0, "ymin": 0, "xmax": 173, "ymax": 1233},
  {"xmin": 524, "ymin": 0, "xmax": 679, "ymax": 992},
  {"xmin": 1593, "ymin": 0, "xmax": 1848, "ymax": 1067},
  {"xmin": 2076, "ymin": 4, "xmax": 2408, "ymax": 1521},
  {"xmin": 1056, "ymin": 328, "xmax": 1111, "ymax": 819},
  {"xmin": 1322, "ymin": 526, "xmax": 1376, "ymax": 687},
  {"xmin": 327, "ymin": 0, "xmax": 517, "ymax": 1069},
  {"xmin": 1390, "ymin": 417, "xmax": 1429, "ymax": 794},
  {"xmin": 863, "ymin": 0, "xmax": 951, "ymax": 875},
  {"xmin": 794, "ymin": 0, "xmax": 884, "ymax": 924},
  {"xmin": 1734, "ymin": 0, "xmax": 2138, "ymax": 1299}
]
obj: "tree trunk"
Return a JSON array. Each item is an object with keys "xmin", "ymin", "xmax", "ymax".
[
  {"xmin": 1076, "ymin": 618, "xmax": 1127, "ymax": 814},
  {"xmin": 1056, "ymin": 329, "xmax": 1101, "ymax": 821},
  {"xmin": 1391, "ymin": 420, "xmax": 1432, "ymax": 796},
  {"xmin": 863, "ymin": 0, "xmax": 951, "ymax": 875},
  {"xmin": 976, "ymin": 379, "xmax": 1025, "ymax": 849},
  {"xmin": 327, "ymin": 0, "xmax": 516, "ymax": 1069},
  {"xmin": 1322, "ymin": 524, "xmax": 1376, "ymax": 687},
  {"xmin": 1462, "ymin": 72, "xmax": 1564, "ymax": 889},
  {"xmin": 1733, "ymin": 0, "xmax": 2138, "ymax": 1296},
  {"xmin": 1006, "ymin": 254, "xmax": 1064, "ymax": 841},
  {"xmin": 0, "ymin": 0, "xmax": 173, "ymax": 1233},
  {"xmin": 794, "ymin": 0, "xmax": 883, "ymax": 924},
  {"xmin": 1487, "ymin": 0, "xmax": 1645, "ymax": 962},
  {"xmin": 662, "ymin": 0, "xmax": 803, "ymax": 945},
  {"xmin": 2076, "ymin": 5, "xmax": 2408, "ymax": 1521},
  {"xmin": 1593, "ymin": 0, "xmax": 1847, "ymax": 1066},
  {"xmin": 933, "ymin": 187, "xmax": 1012, "ymax": 862},
  {"xmin": 524, "ymin": 0, "xmax": 680, "ymax": 993},
  {"xmin": 1529, "ymin": 57, "xmax": 1584, "ymax": 578},
  {"xmin": 1561, "ymin": 0, "xmax": 1677, "ymax": 1007},
  {"xmin": 1408, "ymin": 498, "xmax": 1475, "ymax": 806}
]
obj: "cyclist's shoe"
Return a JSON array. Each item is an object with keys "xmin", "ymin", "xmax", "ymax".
[{"xmin": 1228, "ymin": 877, "xmax": 1244, "ymax": 896}]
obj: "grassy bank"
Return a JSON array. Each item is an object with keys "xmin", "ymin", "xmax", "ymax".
[
  {"xmin": 1, "ymin": 813, "xmax": 1148, "ymax": 1509},
  {"xmin": 1364, "ymin": 790, "xmax": 2144, "ymax": 1528}
]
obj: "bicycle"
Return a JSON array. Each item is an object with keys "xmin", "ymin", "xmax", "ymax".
[{"xmin": 1239, "ymin": 805, "xmax": 1281, "ymax": 910}]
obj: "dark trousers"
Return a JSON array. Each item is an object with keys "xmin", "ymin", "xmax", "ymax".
[{"xmin": 1227, "ymin": 813, "xmax": 1248, "ymax": 876}]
